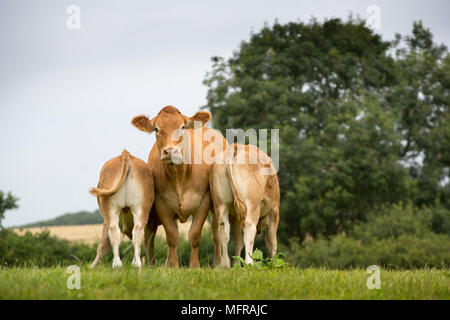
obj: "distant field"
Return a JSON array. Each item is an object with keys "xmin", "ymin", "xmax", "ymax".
[
  {"xmin": 0, "ymin": 266, "xmax": 448, "ymax": 299},
  {"xmin": 11, "ymin": 221, "xmax": 206, "ymax": 244}
]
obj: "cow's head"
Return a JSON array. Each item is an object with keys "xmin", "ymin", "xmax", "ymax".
[{"xmin": 132, "ymin": 105, "xmax": 211, "ymax": 165}]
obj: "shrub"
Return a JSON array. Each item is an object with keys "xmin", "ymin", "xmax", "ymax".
[
  {"xmin": 0, "ymin": 228, "xmax": 219, "ymax": 267},
  {"xmin": 284, "ymin": 203, "xmax": 450, "ymax": 269},
  {"xmin": 286, "ymin": 233, "xmax": 450, "ymax": 269},
  {"xmin": 0, "ymin": 229, "xmax": 96, "ymax": 267},
  {"xmin": 350, "ymin": 202, "xmax": 433, "ymax": 242},
  {"xmin": 430, "ymin": 206, "xmax": 450, "ymax": 235}
]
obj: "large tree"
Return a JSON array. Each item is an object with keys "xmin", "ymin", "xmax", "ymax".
[
  {"xmin": 203, "ymin": 18, "xmax": 448, "ymax": 244},
  {"xmin": 387, "ymin": 21, "xmax": 450, "ymax": 208}
]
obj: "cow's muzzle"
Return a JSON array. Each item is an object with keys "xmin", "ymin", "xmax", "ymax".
[{"xmin": 161, "ymin": 147, "xmax": 182, "ymax": 164}]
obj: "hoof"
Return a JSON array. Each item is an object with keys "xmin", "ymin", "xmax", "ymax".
[{"xmin": 112, "ymin": 259, "xmax": 122, "ymax": 269}]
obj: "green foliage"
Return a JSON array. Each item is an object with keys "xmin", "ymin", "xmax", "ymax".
[
  {"xmin": 350, "ymin": 202, "xmax": 433, "ymax": 242},
  {"xmin": 430, "ymin": 206, "xmax": 450, "ymax": 235},
  {"xmin": 17, "ymin": 210, "xmax": 104, "ymax": 228},
  {"xmin": 0, "ymin": 227, "xmax": 217, "ymax": 268},
  {"xmin": 0, "ymin": 191, "xmax": 19, "ymax": 228},
  {"xmin": 232, "ymin": 248, "xmax": 287, "ymax": 269},
  {"xmin": 284, "ymin": 203, "xmax": 450, "ymax": 269},
  {"xmin": 203, "ymin": 18, "xmax": 449, "ymax": 244},
  {"xmin": 388, "ymin": 21, "xmax": 450, "ymax": 208},
  {"xmin": 288, "ymin": 233, "xmax": 450, "ymax": 270},
  {"xmin": 0, "ymin": 229, "xmax": 96, "ymax": 267}
]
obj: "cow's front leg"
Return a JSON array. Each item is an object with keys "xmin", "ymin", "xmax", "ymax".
[
  {"xmin": 188, "ymin": 195, "xmax": 211, "ymax": 268},
  {"xmin": 155, "ymin": 197, "xmax": 179, "ymax": 267},
  {"xmin": 144, "ymin": 211, "xmax": 159, "ymax": 266}
]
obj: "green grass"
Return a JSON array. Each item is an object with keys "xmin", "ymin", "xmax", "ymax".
[{"xmin": 0, "ymin": 266, "xmax": 448, "ymax": 299}]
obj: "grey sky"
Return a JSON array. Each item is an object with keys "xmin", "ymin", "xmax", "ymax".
[{"xmin": 1, "ymin": 0, "xmax": 449, "ymax": 227}]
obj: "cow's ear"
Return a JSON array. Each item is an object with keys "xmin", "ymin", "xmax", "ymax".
[
  {"xmin": 186, "ymin": 111, "xmax": 212, "ymax": 129},
  {"xmin": 131, "ymin": 115, "xmax": 155, "ymax": 133}
]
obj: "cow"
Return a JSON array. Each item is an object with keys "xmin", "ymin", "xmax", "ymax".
[
  {"xmin": 131, "ymin": 106, "xmax": 228, "ymax": 267},
  {"xmin": 210, "ymin": 143, "xmax": 280, "ymax": 267},
  {"xmin": 89, "ymin": 150, "xmax": 156, "ymax": 269}
]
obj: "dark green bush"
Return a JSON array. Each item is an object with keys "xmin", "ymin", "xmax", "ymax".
[
  {"xmin": 287, "ymin": 233, "xmax": 450, "ymax": 269},
  {"xmin": 284, "ymin": 203, "xmax": 450, "ymax": 269},
  {"xmin": 350, "ymin": 202, "xmax": 433, "ymax": 242},
  {"xmin": 0, "ymin": 228, "xmax": 218, "ymax": 267},
  {"xmin": 430, "ymin": 205, "xmax": 450, "ymax": 235},
  {"xmin": 0, "ymin": 229, "xmax": 96, "ymax": 267}
]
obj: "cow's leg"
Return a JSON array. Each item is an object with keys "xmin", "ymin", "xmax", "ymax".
[
  {"xmin": 90, "ymin": 223, "xmax": 111, "ymax": 269},
  {"xmin": 188, "ymin": 195, "xmax": 210, "ymax": 268},
  {"xmin": 155, "ymin": 198, "xmax": 179, "ymax": 267},
  {"xmin": 243, "ymin": 202, "xmax": 259, "ymax": 264},
  {"xmin": 209, "ymin": 210, "xmax": 222, "ymax": 267},
  {"xmin": 217, "ymin": 205, "xmax": 230, "ymax": 267},
  {"xmin": 231, "ymin": 217, "xmax": 244, "ymax": 265},
  {"xmin": 144, "ymin": 218, "xmax": 158, "ymax": 266},
  {"xmin": 130, "ymin": 204, "xmax": 150, "ymax": 268},
  {"xmin": 108, "ymin": 206, "xmax": 122, "ymax": 268},
  {"xmin": 265, "ymin": 209, "xmax": 279, "ymax": 258}
]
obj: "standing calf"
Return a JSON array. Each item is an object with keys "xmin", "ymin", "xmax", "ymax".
[
  {"xmin": 89, "ymin": 150, "xmax": 155, "ymax": 268},
  {"xmin": 210, "ymin": 143, "xmax": 280, "ymax": 267}
]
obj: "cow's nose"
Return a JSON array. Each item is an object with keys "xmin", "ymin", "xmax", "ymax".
[
  {"xmin": 162, "ymin": 148, "xmax": 170, "ymax": 157},
  {"xmin": 162, "ymin": 147, "xmax": 179, "ymax": 157}
]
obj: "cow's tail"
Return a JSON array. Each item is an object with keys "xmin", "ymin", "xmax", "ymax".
[
  {"xmin": 89, "ymin": 150, "xmax": 131, "ymax": 197},
  {"xmin": 226, "ymin": 145, "xmax": 247, "ymax": 221}
]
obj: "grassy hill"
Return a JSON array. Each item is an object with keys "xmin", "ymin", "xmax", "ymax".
[{"xmin": 16, "ymin": 210, "xmax": 103, "ymax": 228}]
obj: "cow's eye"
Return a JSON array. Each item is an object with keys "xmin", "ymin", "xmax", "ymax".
[
  {"xmin": 181, "ymin": 125, "xmax": 186, "ymax": 131},
  {"xmin": 155, "ymin": 127, "xmax": 159, "ymax": 133}
]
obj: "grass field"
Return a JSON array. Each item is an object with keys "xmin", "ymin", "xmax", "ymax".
[{"xmin": 0, "ymin": 266, "xmax": 448, "ymax": 299}]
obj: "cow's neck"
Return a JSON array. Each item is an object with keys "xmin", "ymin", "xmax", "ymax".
[{"xmin": 163, "ymin": 162, "xmax": 188, "ymax": 200}]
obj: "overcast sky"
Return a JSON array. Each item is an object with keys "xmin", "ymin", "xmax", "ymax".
[{"xmin": 1, "ymin": 0, "xmax": 449, "ymax": 227}]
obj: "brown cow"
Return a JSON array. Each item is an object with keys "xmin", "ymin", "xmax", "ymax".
[
  {"xmin": 131, "ymin": 106, "xmax": 227, "ymax": 267},
  {"xmin": 210, "ymin": 143, "xmax": 280, "ymax": 266},
  {"xmin": 89, "ymin": 150, "xmax": 156, "ymax": 269}
]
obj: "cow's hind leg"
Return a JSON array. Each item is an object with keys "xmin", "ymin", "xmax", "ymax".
[
  {"xmin": 217, "ymin": 205, "xmax": 231, "ymax": 267},
  {"xmin": 108, "ymin": 206, "xmax": 122, "ymax": 268},
  {"xmin": 209, "ymin": 209, "xmax": 222, "ymax": 267},
  {"xmin": 130, "ymin": 204, "xmax": 150, "ymax": 268},
  {"xmin": 231, "ymin": 216, "xmax": 244, "ymax": 265},
  {"xmin": 265, "ymin": 210, "xmax": 279, "ymax": 258},
  {"xmin": 90, "ymin": 223, "xmax": 111, "ymax": 269},
  {"xmin": 243, "ymin": 203, "xmax": 259, "ymax": 264}
]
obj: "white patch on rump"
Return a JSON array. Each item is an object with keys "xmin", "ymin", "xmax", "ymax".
[{"xmin": 109, "ymin": 172, "xmax": 143, "ymax": 209}]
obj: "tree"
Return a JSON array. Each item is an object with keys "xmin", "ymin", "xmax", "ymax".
[
  {"xmin": 203, "ymin": 18, "xmax": 447, "ymax": 244},
  {"xmin": 387, "ymin": 21, "xmax": 450, "ymax": 208},
  {"xmin": 0, "ymin": 191, "xmax": 19, "ymax": 228}
]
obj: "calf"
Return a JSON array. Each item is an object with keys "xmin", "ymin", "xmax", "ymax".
[
  {"xmin": 210, "ymin": 143, "xmax": 280, "ymax": 266},
  {"xmin": 89, "ymin": 150, "xmax": 155, "ymax": 268}
]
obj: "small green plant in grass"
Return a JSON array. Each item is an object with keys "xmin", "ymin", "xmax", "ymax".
[{"xmin": 232, "ymin": 248, "xmax": 287, "ymax": 269}]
